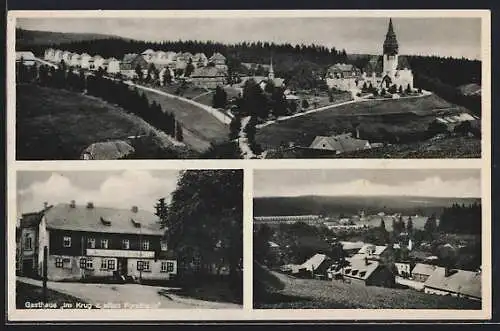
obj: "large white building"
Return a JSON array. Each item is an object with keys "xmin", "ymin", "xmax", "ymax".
[{"xmin": 326, "ymin": 18, "xmax": 414, "ymax": 93}]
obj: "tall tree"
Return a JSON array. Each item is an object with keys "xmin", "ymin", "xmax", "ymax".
[{"xmin": 164, "ymin": 170, "xmax": 243, "ymax": 280}]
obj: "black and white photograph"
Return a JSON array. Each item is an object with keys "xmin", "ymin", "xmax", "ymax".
[
  {"xmin": 15, "ymin": 169, "xmax": 243, "ymax": 310},
  {"xmin": 253, "ymin": 168, "xmax": 484, "ymax": 309},
  {"xmin": 14, "ymin": 13, "xmax": 484, "ymax": 160}
]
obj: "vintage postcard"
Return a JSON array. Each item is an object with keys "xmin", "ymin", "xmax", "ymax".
[{"xmin": 6, "ymin": 9, "xmax": 491, "ymax": 322}]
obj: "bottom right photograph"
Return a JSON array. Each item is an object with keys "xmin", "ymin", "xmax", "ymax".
[{"xmin": 253, "ymin": 168, "xmax": 483, "ymax": 310}]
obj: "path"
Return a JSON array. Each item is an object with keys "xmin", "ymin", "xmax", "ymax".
[
  {"xmin": 17, "ymin": 276, "xmax": 241, "ymax": 309},
  {"xmin": 238, "ymin": 116, "xmax": 257, "ymax": 159}
]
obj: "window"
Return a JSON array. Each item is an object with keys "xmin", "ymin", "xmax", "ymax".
[
  {"xmin": 24, "ymin": 236, "xmax": 32, "ymax": 250},
  {"xmin": 55, "ymin": 257, "xmax": 63, "ymax": 268},
  {"xmin": 137, "ymin": 260, "xmax": 150, "ymax": 272},
  {"xmin": 160, "ymin": 240, "xmax": 168, "ymax": 252},
  {"xmin": 100, "ymin": 239, "xmax": 109, "ymax": 249},
  {"xmin": 86, "ymin": 259, "xmax": 94, "ymax": 270},
  {"xmin": 161, "ymin": 261, "xmax": 175, "ymax": 273},
  {"xmin": 101, "ymin": 259, "xmax": 107, "ymax": 270},
  {"xmin": 87, "ymin": 238, "xmax": 96, "ymax": 249},
  {"xmin": 63, "ymin": 236, "xmax": 72, "ymax": 248},
  {"xmin": 122, "ymin": 239, "xmax": 130, "ymax": 250},
  {"xmin": 107, "ymin": 259, "xmax": 116, "ymax": 271},
  {"xmin": 79, "ymin": 258, "xmax": 87, "ymax": 269},
  {"xmin": 141, "ymin": 240, "xmax": 150, "ymax": 251}
]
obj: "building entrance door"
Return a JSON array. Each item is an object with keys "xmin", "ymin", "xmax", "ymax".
[{"xmin": 117, "ymin": 258, "xmax": 128, "ymax": 277}]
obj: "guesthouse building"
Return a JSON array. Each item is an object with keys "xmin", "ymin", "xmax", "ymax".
[{"xmin": 18, "ymin": 202, "xmax": 177, "ymax": 282}]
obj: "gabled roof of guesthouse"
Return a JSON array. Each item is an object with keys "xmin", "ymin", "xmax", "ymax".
[
  {"xmin": 342, "ymin": 257, "xmax": 381, "ymax": 280},
  {"xmin": 424, "ymin": 267, "xmax": 481, "ymax": 299},
  {"xmin": 44, "ymin": 203, "xmax": 164, "ymax": 236}
]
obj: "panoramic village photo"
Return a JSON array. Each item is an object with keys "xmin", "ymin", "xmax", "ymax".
[
  {"xmin": 253, "ymin": 169, "xmax": 483, "ymax": 309},
  {"xmin": 14, "ymin": 15, "xmax": 482, "ymax": 160},
  {"xmin": 15, "ymin": 169, "xmax": 243, "ymax": 309}
]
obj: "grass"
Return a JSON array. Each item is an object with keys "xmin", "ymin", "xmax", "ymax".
[
  {"xmin": 136, "ymin": 88, "xmax": 230, "ymax": 150},
  {"xmin": 256, "ymin": 94, "xmax": 472, "ymax": 151},
  {"xmin": 254, "ymin": 268, "xmax": 481, "ymax": 309},
  {"xmin": 16, "ymin": 84, "xmax": 178, "ymax": 160},
  {"xmin": 16, "ymin": 281, "xmax": 97, "ymax": 309}
]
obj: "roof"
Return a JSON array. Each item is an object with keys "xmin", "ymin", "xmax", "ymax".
[
  {"xmin": 340, "ymin": 241, "xmax": 366, "ymax": 251},
  {"xmin": 209, "ymin": 52, "xmax": 226, "ymax": 61},
  {"xmin": 191, "ymin": 66, "xmax": 227, "ymax": 78},
  {"xmin": 412, "ymin": 263, "xmax": 437, "ymax": 276},
  {"xmin": 310, "ymin": 134, "xmax": 370, "ymax": 153},
  {"xmin": 328, "ymin": 63, "xmax": 356, "ymax": 72},
  {"xmin": 301, "ymin": 253, "xmax": 328, "ymax": 271},
  {"xmin": 122, "ymin": 53, "xmax": 141, "ymax": 64},
  {"xmin": 142, "ymin": 49, "xmax": 155, "ymax": 55},
  {"xmin": 424, "ymin": 267, "xmax": 481, "ymax": 299},
  {"xmin": 268, "ymin": 241, "xmax": 280, "ymax": 248},
  {"xmin": 342, "ymin": 257, "xmax": 381, "ymax": 280},
  {"xmin": 16, "ymin": 51, "xmax": 36, "ymax": 61},
  {"xmin": 81, "ymin": 140, "xmax": 135, "ymax": 160},
  {"xmin": 355, "ymin": 244, "xmax": 387, "ymax": 256},
  {"xmin": 44, "ymin": 203, "xmax": 164, "ymax": 236}
]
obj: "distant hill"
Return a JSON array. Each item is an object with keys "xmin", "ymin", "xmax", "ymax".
[
  {"xmin": 16, "ymin": 28, "xmax": 125, "ymax": 50},
  {"xmin": 253, "ymin": 195, "xmax": 480, "ymax": 218}
]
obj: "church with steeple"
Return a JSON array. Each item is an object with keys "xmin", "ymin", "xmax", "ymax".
[{"xmin": 326, "ymin": 18, "xmax": 414, "ymax": 93}]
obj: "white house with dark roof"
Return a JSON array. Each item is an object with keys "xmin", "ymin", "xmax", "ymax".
[
  {"xmin": 79, "ymin": 53, "xmax": 92, "ymax": 69},
  {"xmin": 18, "ymin": 202, "xmax": 176, "ymax": 282},
  {"xmin": 89, "ymin": 55, "xmax": 105, "ymax": 71},
  {"xmin": 309, "ymin": 133, "xmax": 371, "ymax": 154}
]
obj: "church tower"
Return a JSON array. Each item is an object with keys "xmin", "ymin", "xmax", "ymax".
[
  {"xmin": 383, "ymin": 18, "xmax": 399, "ymax": 77},
  {"xmin": 268, "ymin": 55, "xmax": 275, "ymax": 80}
]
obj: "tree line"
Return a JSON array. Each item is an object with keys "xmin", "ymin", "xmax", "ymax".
[
  {"xmin": 438, "ymin": 202, "xmax": 481, "ymax": 234},
  {"xmin": 17, "ymin": 61, "xmax": 184, "ymax": 142}
]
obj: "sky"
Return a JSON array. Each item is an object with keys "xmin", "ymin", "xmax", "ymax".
[
  {"xmin": 17, "ymin": 16, "xmax": 482, "ymax": 60},
  {"xmin": 17, "ymin": 170, "xmax": 181, "ymax": 215},
  {"xmin": 253, "ymin": 169, "xmax": 481, "ymax": 198}
]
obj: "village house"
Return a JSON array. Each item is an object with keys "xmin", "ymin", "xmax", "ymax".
[
  {"xmin": 411, "ymin": 263, "xmax": 437, "ymax": 283},
  {"xmin": 53, "ymin": 49, "xmax": 64, "ymax": 63},
  {"xmin": 79, "ymin": 53, "xmax": 92, "ymax": 69},
  {"xmin": 89, "ymin": 55, "xmax": 105, "ymax": 71},
  {"xmin": 44, "ymin": 48, "xmax": 55, "ymax": 61},
  {"xmin": 106, "ymin": 58, "xmax": 121, "ymax": 74},
  {"xmin": 61, "ymin": 51, "xmax": 72, "ymax": 64},
  {"xmin": 309, "ymin": 133, "xmax": 371, "ymax": 154},
  {"xmin": 352, "ymin": 244, "xmax": 395, "ymax": 267},
  {"xmin": 339, "ymin": 241, "xmax": 366, "ymax": 256},
  {"xmin": 192, "ymin": 53, "xmax": 209, "ymax": 68},
  {"xmin": 328, "ymin": 257, "xmax": 395, "ymax": 287},
  {"xmin": 69, "ymin": 53, "xmax": 81, "ymax": 68},
  {"xmin": 209, "ymin": 52, "xmax": 227, "ymax": 68},
  {"xmin": 16, "ymin": 51, "xmax": 36, "ymax": 66},
  {"xmin": 188, "ymin": 66, "xmax": 227, "ymax": 89},
  {"xmin": 141, "ymin": 49, "xmax": 156, "ymax": 62},
  {"xmin": 326, "ymin": 19, "xmax": 414, "ymax": 93},
  {"xmin": 423, "ymin": 267, "xmax": 481, "ymax": 301},
  {"xmin": 120, "ymin": 53, "xmax": 149, "ymax": 78},
  {"xmin": 394, "ymin": 261, "xmax": 414, "ymax": 278},
  {"xmin": 18, "ymin": 202, "xmax": 177, "ymax": 282}
]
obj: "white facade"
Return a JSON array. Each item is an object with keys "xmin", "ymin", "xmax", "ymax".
[
  {"xmin": 107, "ymin": 58, "xmax": 121, "ymax": 74},
  {"xmin": 80, "ymin": 53, "xmax": 92, "ymax": 69},
  {"xmin": 69, "ymin": 53, "xmax": 81, "ymax": 67},
  {"xmin": 53, "ymin": 50, "xmax": 63, "ymax": 63},
  {"xmin": 90, "ymin": 56, "xmax": 105, "ymax": 70}
]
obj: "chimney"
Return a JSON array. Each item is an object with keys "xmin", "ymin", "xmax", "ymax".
[
  {"xmin": 131, "ymin": 206, "xmax": 138, "ymax": 213},
  {"xmin": 70, "ymin": 200, "xmax": 76, "ymax": 208},
  {"xmin": 356, "ymin": 127, "xmax": 361, "ymax": 139},
  {"xmin": 364, "ymin": 257, "xmax": 369, "ymax": 266},
  {"xmin": 86, "ymin": 202, "xmax": 94, "ymax": 209}
]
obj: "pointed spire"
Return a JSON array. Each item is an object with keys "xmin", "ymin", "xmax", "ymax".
[
  {"xmin": 383, "ymin": 18, "xmax": 399, "ymax": 56},
  {"xmin": 268, "ymin": 54, "xmax": 275, "ymax": 80}
]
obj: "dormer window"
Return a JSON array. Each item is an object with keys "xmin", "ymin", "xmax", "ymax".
[
  {"xmin": 131, "ymin": 219, "xmax": 142, "ymax": 228},
  {"xmin": 100, "ymin": 217, "xmax": 111, "ymax": 226}
]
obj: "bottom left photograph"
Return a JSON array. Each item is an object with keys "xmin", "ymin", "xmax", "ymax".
[{"xmin": 14, "ymin": 169, "xmax": 243, "ymax": 310}]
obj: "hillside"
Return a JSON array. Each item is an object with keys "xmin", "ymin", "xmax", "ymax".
[
  {"xmin": 256, "ymin": 94, "xmax": 472, "ymax": 151},
  {"xmin": 16, "ymin": 28, "xmax": 122, "ymax": 50},
  {"xmin": 16, "ymin": 84, "xmax": 189, "ymax": 160},
  {"xmin": 254, "ymin": 267, "xmax": 481, "ymax": 309},
  {"xmin": 253, "ymin": 195, "xmax": 481, "ymax": 219}
]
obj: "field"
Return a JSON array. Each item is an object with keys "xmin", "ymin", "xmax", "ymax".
[
  {"xmin": 16, "ymin": 84, "xmax": 180, "ymax": 160},
  {"xmin": 254, "ymin": 265, "xmax": 481, "ymax": 309},
  {"xmin": 256, "ymin": 94, "xmax": 468, "ymax": 150},
  {"xmin": 138, "ymin": 88, "xmax": 229, "ymax": 152}
]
